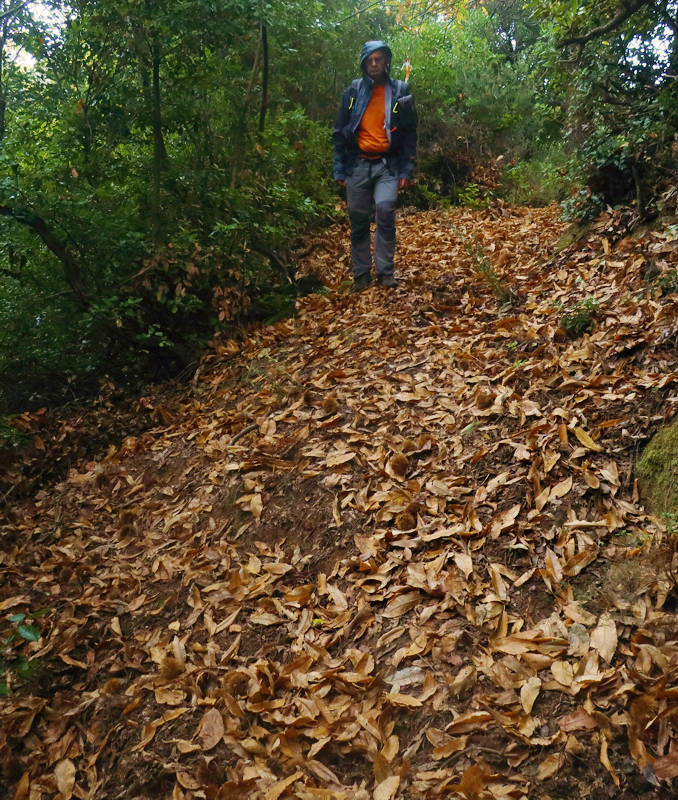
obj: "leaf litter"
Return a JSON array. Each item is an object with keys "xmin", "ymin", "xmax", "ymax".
[{"xmin": 2, "ymin": 203, "xmax": 678, "ymax": 798}]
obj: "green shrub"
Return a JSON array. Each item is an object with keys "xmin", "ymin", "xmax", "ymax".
[
  {"xmin": 0, "ymin": 612, "xmax": 43, "ymax": 696},
  {"xmin": 501, "ymin": 147, "xmax": 573, "ymax": 206},
  {"xmin": 561, "ymin": 297, "xmax": 599, "ymax": 337}
]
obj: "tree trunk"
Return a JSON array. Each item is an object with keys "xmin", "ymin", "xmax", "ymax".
[
  {"xmin": 0, "ymin": 17, "xmax": 8, "ymax": 141},
  {"xmin": 0, "ymin": 205, "xmax": 91, "ymax": 307},
  {"xmin": 258, "ymin": 22, "xmax": 268, "ymax": 135},
  {"xmin": 150, "ymin": 33, "xmax": 167, "ymax": 244}
]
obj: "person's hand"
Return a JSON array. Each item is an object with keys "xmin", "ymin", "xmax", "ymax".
[
  {"xmin": 398, "ymin": 178, "xmax": 411, "ymax": 191},
  {"xmin": 337, "ymin": 179, "xmax": 346, "ymax": 187}
]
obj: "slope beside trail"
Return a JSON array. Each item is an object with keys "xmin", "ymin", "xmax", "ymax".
[{"xmin": 2, "ymin": 204, "xmax": 678, "ymax": 800}]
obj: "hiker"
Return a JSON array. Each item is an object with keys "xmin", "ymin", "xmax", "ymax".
[{"xmin": 333, "ymin": 40, "xmax": 417, "ymax": 291}]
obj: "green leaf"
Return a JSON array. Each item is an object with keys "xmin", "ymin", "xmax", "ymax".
[
  {"xmin": 0, "ymin": 681, "xmax": 9, "ymax": 697},
  {"xmin": 8, "ymin": 613, "xmax": 26, "ymax": 624},
  {"xmin": 17, "ymin": 624, "xmax": 41, "ymax": 642},
  {"xmin": 15, "ymin": 657, "xmax": 40, "ymax": 680}
]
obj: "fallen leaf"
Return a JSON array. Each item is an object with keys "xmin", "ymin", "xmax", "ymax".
[
  {"xmin": 537, "ymin": 752, "xmax": 563, "ymax": 780},
  {"xmin": 573, "ymin": 426, "xmax": 603, "ymax": 452},
  {"xmin": 590, "ymin": 613, "xmax": 617, "ymax": 663},
  {"xmin": 520, "ymin": 676, "xmax": 541, "ymax": 714},
  {"xmin": 197, "ymin": 707, "xmax": 225, "ymax": 751},
  {"xmin": 385, "ymin": 692, "xmax": 423, "ymax": 707},
  {"xmin": 54, "ymin": 759, "xmax": 75, "ymax": 799},
  {"xmin": 382, "ymin": 591, "xmax": 421, "ymax": 618},
  {"xmin": 600, "ymin": 736, "xmax": 620, "ymax": 786},
  {"xmin": 264, "ymin": 771, "xmax": 304, "ymax": 800},
  {"xmin": 374, "ymin": 775, "xmax": 400, "ymax": 800}
]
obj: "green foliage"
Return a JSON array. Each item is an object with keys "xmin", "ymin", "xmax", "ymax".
[
  {"xmin": 0, "ymin": 416, "xmax": 30, "ymax": 450},
  {"xmin": 455, "ymin": 182, "xmax": 485, "ymax": 209},
  {"xmin": 452, "ymin": 223, "xmax": 513, "ymax": 304},
  {"xmin": 526, "ymin": 0, "xmax": 678, "ymax": 219},
  {"xmin": 657, "ymin": 270, "xmax": 678, "ymax": 295},
  {"xmin": 501, "ymin": 147, "xmax": 574, "ymax": 206},
  {"xmin": 0, "ymin": 612, "xmax": 42, "ymax": 696},
  {"xmin": 561, "ymin": 297, "xmax": 599, "ymax": 337},
  {"xmin": 386, "ymin": 7, "xmax": 565, "ymax": 204},
  {"xmin": 0, "ymin": 7, "xmax": 339, "ymax": 412},
  {"xmin": 663, "ymin": 512, "xmax": 678, "ymax": 537}
]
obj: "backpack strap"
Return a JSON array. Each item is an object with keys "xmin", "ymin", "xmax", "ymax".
[
  {"xmin": 346, "ymin": 78, "xmax": 362, "ymax": 111},
  {"xmin": 394, "ymin": 79, "xmax": 409, "ymax": 99}
]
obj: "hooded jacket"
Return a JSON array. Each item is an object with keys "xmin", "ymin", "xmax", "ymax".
[{"xmin": 333, "ymin": 41, "xmax": 417, "ymax": 181}]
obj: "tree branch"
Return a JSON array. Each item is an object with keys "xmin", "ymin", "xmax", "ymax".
[
  {"xmin": 0, "ymin": 1, "xmax": 29, "ymax": 22},
  {"xmin": 558, "ymin": 0, "xmax": 651, "ymax": 47},
  {"xmin": 0, "ymin": 205, "xmax": 91, "ymax": 307}
]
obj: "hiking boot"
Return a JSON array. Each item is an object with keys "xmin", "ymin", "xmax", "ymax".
[
  {"xmin": 377, "ymin": 274, "xmax": 398, "ymax": 288},
  {"xmin": 351, "ymin": 274, "xmax": 371, "ymax": 293}
]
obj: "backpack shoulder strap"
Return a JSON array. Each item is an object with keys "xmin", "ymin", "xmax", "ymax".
[
  {"xmin": 394, "ymin": 79, "xmax": 409, "ymax": 98},
  {"xmin": 346, "ymin": 78, "xmax": 362, "ymax": 111}
]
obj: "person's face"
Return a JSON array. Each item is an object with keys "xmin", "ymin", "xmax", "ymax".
[{"xmin": 365, "ymin": 50, "xmax": 387, "ymax": 82}]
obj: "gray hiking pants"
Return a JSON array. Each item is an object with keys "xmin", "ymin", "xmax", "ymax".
[{"xmin": 346, "ymin": 157, "xmax": 398, "ymax": 279}]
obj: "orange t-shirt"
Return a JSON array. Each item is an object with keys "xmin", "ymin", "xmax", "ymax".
[{"xmin": 357, "ymin": 84, "xmax": 389, "ymax": 154}]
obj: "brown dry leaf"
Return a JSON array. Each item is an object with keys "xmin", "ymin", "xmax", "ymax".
[
  {"xmin": 12, "ymin": 772, "xmax": 29, "ymax": 800},
  {"xmin": 544, "ymin": 548, "xmax": 563, "ymax": 584},
  {"xmin": 176, "ymin": 772, "xmax": 202, "ymax": 790},
  {"xmin": 454, "ymin": 551, "xmax": 473, "ymax": 578},
  {"xmin": 549, "ymin": 476, "xmax": 573, "ymax": 501},
  {"xmin": 250, "ymin": 493, "xmax": 263, "ymax": 520},
  {"xmin": 573, "ymin": 427, "xmax": 604, "ymax": 452},
  {"xmin": 326, "ymin": 451, "xmax": 355, "ymax": 467},
  {"xmin": 197, "ymin": 707, "xmax": 225, "ymax": 751},
  {"xmin": 447, "ymin": 711, "xmax": 493, "ymax": 734},
  {"xmin": 381, "ymin": 735, "xmax": 399, "ymax": 762},
  {"xmin": 0, "ymin": 595, "xmax": 30, "ymax": 612},
  {"xmin": 551, "ymin": 660, "xmax": 574, "ymax": 687},
  {"xmin": 54, "ymin": 759, "xmax": 76, "ymax": 799},
  {"xmin": 155, "ymin": 687, "xmax": 186, "ymax": 705},
  {"xmin": 590, "ymin": 613, "xmax": 617, "ymax": 663},
  {"xmin": 537, "ymin": 752, "xmax": 564, "ymax": 780},
  {"xmin": 559, "ymin": 708, "xmax": 599, "ymax": 732},
  {"xmin": 264, "ymin": 771, "xmax": 304, "ymax": 800},
  {"xmin": 432, "ymin": 736, "xmax": 468, "ymax": 759},
  {"xmin": 562, "ymin": 547, "xmax": 598, "ymax": 577},
  {"xmin": 490, "ymin": 503, "xmax": 521, "ymax": 537},
  {"xmin": 600, "ymin": 736, "xmax": 620, "ymax": 786},
  {"xmin": 374, "ymin": 775, "xmax": 400, "ymax": 800},
  {"xmin": 250, "ymin": 611, "xmax": 281, "ymax": 625},
  {"xmin": 385, "ymin": 692, "xmax": 423, "ymax": 708},
  {"xmin": 520, "ymin": 676, "xmax": 541, "ymax": 714},
  {"xmin": 133, "ymin": 708, "xmax": 189, "ymax": 751},
  {"xmin": 449, "ymin": 762, "xmax": 491, "ymax": 797},
  {"xmin": 382, "ymin": 591, "xmax": 421, "ymax": 619},
  {"xmin": 653, "ymin": 747, "xmax": 678, "ymax": 781}
]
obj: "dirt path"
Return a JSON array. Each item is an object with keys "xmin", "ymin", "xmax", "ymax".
[{"xmin": 2, "ymin": 205, "xmax": 678, "ymax": 799}]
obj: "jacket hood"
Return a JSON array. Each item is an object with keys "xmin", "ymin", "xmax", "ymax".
[{"xmin": 360, "ymin": 40, "xmax": 392, "ymax": 75}]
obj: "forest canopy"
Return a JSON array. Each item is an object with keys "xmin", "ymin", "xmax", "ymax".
[{"xmin": 0, "ymin": 0, "xmax": 676, "ymax": 415}]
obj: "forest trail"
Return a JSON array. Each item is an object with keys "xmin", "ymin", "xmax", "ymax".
[{"xmin": 3, "ymin": 204, "xmax": 678, "ymax": 799}]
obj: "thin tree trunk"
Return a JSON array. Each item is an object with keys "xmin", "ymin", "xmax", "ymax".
[
  {"xmin": 0, "ymin": 19, "xmax": 8, "ymax": 141},
  {"xmin": 230, "ymin": 34, "xmax": 262, "ymax": 189},
  {"xmin": 151, "ymin": 34, "xmax": 167, "ymax": 244},
  {"xmin": 0, "ymin": 205, "xmax": 90, "ymax": 306},
  {"xmin": 259, "ymin": 22, "xmax": 268, "ymax": 135}
]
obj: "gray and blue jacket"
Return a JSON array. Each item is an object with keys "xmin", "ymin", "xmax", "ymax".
[{"xmin": 333, "ymin": 41, "xmax": 417, "ymax": 181}]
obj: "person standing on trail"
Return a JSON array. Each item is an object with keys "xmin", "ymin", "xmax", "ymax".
[{"xmin": 333, "ymin": 40, "xmax": 417, "ymax": 291}]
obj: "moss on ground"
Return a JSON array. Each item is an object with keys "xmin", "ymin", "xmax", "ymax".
[{"xmin": 636, "ymin": 418, "xmax": 678, "ymax": 516}]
